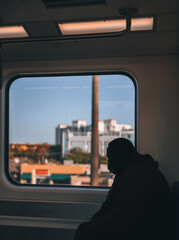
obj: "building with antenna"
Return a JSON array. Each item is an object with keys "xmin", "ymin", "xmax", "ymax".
[{"xmin": 56, "ymin": 119, "xmax": 134, "ymax": 157}]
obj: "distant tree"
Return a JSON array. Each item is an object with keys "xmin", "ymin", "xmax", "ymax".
[
  {"xmin": 49, "ymin": 144, "xmax": 62, "ymax": 162},
  {"xmin": 70, "ymin": 147, "xmax": 83, "ymax": 153},
  {"xmin": 100, "ymin": 155, "xmax": 108, "ymax": 164},
  {"xmin": 35, "ymin": 143, "xmax": 50, "ymax": 164},
  {"xmin": 9, "ymin": 151, "xmax": 14, "ymax": 160},
  {"xmin": 63, "ymin": 147, "xmax": 108, "ymax": 164},
  {"xmin": 25, "ymin": 151, "xmax": 36, "ymax": 159},
  {"xmin": 48, "ymin": 158, "xmax": 60, "ymax": 164}
]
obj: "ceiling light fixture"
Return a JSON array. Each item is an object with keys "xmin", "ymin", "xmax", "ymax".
[
  {"xmin": 131, "ymin": 17, "xmax": 154, "ymax": 31},
  {"xmin": 58, "ymin": 17, "xmax": 154, "ymax": 36},
  {"xmin": 59, "ymin": 19, "xmax": 127, "ymax": 35},
  {"xmin": 0, "ymin": 26, "xmax": 28, "ymax": 39}
]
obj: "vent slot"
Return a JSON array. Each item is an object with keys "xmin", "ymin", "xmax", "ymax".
[{"xmin": 42, "ymin": 0, "xmax": 106, "ymax": 8}]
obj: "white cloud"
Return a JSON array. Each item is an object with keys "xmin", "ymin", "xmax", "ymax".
[
  {"xmin": 106, "ymin": 85, "xmax": 132, "ymax": 89},
  {"xmin": 24, "ymin": 87, "xmax": 59, "ymax": 90},
  {"xmin": 62, "ymin": 86, "xmax": 80, "ymax": 89}
]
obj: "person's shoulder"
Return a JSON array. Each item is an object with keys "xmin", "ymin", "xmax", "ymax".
[{"xmin": 125, "ymin": 155, "xmax": 160, "ymax": 176}]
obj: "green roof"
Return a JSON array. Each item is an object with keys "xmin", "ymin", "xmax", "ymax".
[
  {"xmin": 21, "ymin": 173, "xmax": 31, "ymax": 179},
  {"xmin": 50, "ymin": 174, "xmax": 71, "ymax": 180}
]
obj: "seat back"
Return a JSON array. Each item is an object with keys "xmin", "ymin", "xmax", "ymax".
[{"xmin": 171, "ymin": 182, "xmax": 179, "ymax": 240}]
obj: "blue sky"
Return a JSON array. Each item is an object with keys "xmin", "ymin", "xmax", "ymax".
[{"xmin": 9, "ymin": 74, "xmax": 135, "ymax": 144}]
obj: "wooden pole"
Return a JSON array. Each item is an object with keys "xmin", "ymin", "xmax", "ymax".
[{"xmin": 91, "ymin": 75, "xmax": 99, "ymax": 186}]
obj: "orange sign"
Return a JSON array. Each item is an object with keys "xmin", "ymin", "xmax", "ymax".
[{"xmin": 36, "ymin": 169, "xmax": 48, "ymax": 175}]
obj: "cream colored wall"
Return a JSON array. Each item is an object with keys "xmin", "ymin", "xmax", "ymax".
[
  {"xmin": 128, "ymin": 56, "xmax": 179, "ymax": 186},
  {"xmin": 0, "ymin": 54, "xmax": 178, "ymax": 204}
]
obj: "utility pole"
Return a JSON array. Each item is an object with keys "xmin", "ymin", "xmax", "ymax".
[{"xmin": 91, "ymin": 75, "xmax": 99, "ymax": 186}]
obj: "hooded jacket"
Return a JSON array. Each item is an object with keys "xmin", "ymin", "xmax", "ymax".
[{"xmin": 75, "ymin": 155, "xmax": 172, "ymax": 240}]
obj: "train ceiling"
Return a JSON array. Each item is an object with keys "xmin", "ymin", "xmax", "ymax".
[{"xmin": 0, "ymin": 0, "xmax": 179, "ymax": 60}]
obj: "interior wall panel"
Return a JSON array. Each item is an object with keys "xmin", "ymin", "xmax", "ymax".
[{"xmin": 0, "ymin": 54, "xmax": 178, "ymax": 239}]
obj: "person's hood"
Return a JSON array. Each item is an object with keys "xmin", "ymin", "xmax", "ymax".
[
  {"xmin": 113, "ymin": 153, "xmax": 159, "ymax": 176},
  {"xmin": 140, "ymin": 154, "xmax": 159, "ymax": 167}
]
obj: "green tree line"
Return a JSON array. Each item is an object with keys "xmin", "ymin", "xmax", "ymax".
[{"xmin": 63, "ymin": 147, "xmax": 107, "ymax": 164}]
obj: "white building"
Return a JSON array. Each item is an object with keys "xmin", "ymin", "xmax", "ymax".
[{"xmin": 56, "ymin": 119, "xmax": 134, "ymax": 157}]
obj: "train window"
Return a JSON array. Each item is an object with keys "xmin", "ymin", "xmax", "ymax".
[{"xmin": 8, "ymin": 74, "xmax": 136, "ymax": 187}]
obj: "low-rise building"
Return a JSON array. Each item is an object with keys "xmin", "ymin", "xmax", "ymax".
[
  {"xmin": 21, "ymin": 163, "xmax": 87, "ymax": 184},
  {"xmin": 20, "ymin": 163, "xmax": 114, "ymax": 186}
]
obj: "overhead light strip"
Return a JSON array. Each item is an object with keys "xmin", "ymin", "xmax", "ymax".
[
  {"xmin": 0, "ymin": 26, "xmax": 28, "ymax": 39},
  {"xmin": 58, "ymin": 17, "xmax": 154, "ymax": 36},
  {"xmin": 131, "ymin": 17, "xmax": 154, "ymax": 31}
]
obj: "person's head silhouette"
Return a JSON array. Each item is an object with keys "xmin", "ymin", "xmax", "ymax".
[{"xmin": 107, "ymin": 138, "xmax": 137, "ymax": 175}]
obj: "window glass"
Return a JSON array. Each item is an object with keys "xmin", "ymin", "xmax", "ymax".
[{"xmin": 9, "ymin": 74, "xmax": 135, "ymax": 186}]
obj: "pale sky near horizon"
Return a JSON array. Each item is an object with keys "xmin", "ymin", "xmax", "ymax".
[{"xmin": 9, "ymin": 74, "xmax": 135, "ymax": 144}]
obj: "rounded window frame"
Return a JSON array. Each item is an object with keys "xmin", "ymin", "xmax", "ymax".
[{"xmin": 5, "ymin": 70, "xmax": 138, "ymax": 188}]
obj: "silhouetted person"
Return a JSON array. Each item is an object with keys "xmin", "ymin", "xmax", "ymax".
[{"xmin": 74, "ymin": 138, "xmax": 172, "ymax": 240}]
